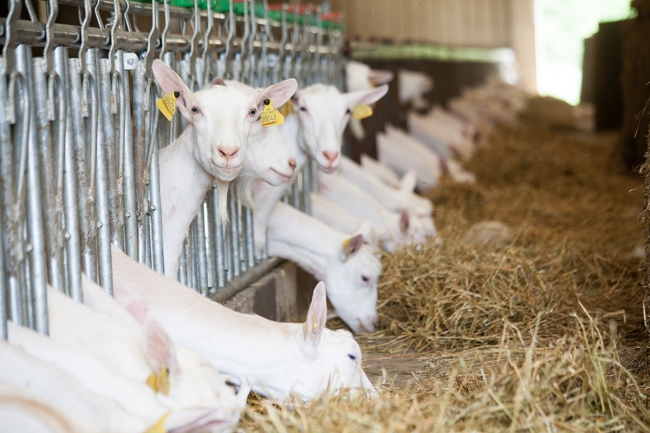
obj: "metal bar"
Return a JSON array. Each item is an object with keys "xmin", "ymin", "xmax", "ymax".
[
  {"xmin": 0, "ymin": 58, "xmax": 8, "ymax": 339},
  {"xmin": 210, "ymin": 257, "xmax": 282, "ymax": 303},
  {"xmin": 56, "ymin": 47, "xmax": 84, "ymax": 303},
  {"xmin": 16, "ymin": 44, "xmax": 48, "ymax": 334},
  {"xmin": 210, "ymin": 186, "xmax": 226, "ymax": 288},
  {"xmin": 88, "ymin": 49, "xmax": 113, "ymax": 293}
]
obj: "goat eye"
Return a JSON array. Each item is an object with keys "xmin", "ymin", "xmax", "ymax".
[
  {"xmin": 191, "ymin": 107, "xmax": 199, "ymax": 114},
  {"xmin": 361, "ymin": 275, "xmax": 369, "ymax": 283},
  {"xmin": 249, "ymin": 109, "xmax": 257, "ymax": 116},
  {"xmin": 345, "ymin": 108, "xmax": 351, "ymax": 115},
  {"xmin": 300, "ymin": 106, "xmax": 307, "ymax": 112},
  {"xmin": 348, "ymin": 354, "xmax": 356, "ymax": 361}
]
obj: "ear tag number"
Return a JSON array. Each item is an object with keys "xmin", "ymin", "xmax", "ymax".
[
  {"xmin": 261, "ymin": 98, "xmax": 285, "ymax": 127},
  {"xmin": 280, "ymin": 99, "xmax": 295, "ymax": 116},
  {"xmin": 145, "ymin": 363, "xmax": 170, "ymax": 396},
  {"xmin": 352, "ymin": 103, "xmax": 373, "ymax": 120},
  {"xmin": 156, "ymin": 92, "xmax": 178, "ymax": 121}
]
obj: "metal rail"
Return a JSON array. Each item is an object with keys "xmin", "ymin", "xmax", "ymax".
[{"xmin": 0, "ymin": 0, "xmax": 345, "ymax": 338}]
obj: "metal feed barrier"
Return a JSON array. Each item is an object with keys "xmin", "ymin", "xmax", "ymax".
[{"xmin": 0, "ymin": 0, "xmax": 345, "ymax": 338}]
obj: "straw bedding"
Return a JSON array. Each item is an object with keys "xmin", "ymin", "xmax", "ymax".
[{"xmin": 240, "ymin": 125, "xmax": 650, "ymax": 432}]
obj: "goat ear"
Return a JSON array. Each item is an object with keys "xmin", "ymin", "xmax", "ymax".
[
  {"xmin": 353, "ymin": 219, "xmax": 373, "ymax": 241},
  {"xmin": 143, "ymin": 321, "xmax": 179, "ymax": 380},
  {"xmin": 256, "ymin": 78, "xmax": 298, "ymax": 111},
  {"xmin": 400, "ymin": 210, "xmax": 410, "ymax": 234},
  {"xmin": 368, "ymin": 69, "xmax": 394, "ymax": 85},
  {"xmin": 211, "ymin": 77, "xmax": 226, "ymax": 86},
  {"xmin": 152, "ymin": 59, "xmax": 193, "ymax": 113},
  {"xmin": 341, "ymin": 234, "xmax": 364, "ymax": 262},
  {"xmin": 303, "ymin": 282, "xmax": 327, "ymax": 351},
  {"xmin": 345, "ymin": 84, "xmax": 389, "ymax": 107},
  {"xmin": 400, "ymin": 170, "xmax": 417, "ymax": 193}
]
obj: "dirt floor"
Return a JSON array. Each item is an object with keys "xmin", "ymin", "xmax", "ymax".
[{"xmin": 241, "ymin": 125, "xmax": 650, "ymax": 432}]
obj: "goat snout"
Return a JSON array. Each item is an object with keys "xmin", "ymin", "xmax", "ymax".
[
  {"xmin": 322, "ymin": 151, "xmax": 339, "ymax": 164},
  {"xmin": 288, "ymin": 158, "xmax": 297, "ymax": 171},
  {"xmin": 217, "ymin": 146, "xmax": 239, "ymax": 160},
  {"xmin": 357, "ymin": 317, "xmax": 377, "ymax": 334}
]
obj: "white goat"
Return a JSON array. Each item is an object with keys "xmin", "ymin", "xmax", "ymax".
[
  {"xmin": 359, "ymin": 154, "xmax": 402, "ymax": 189},
  {"xmin": 267, "ymin": 202, "xmax": 381, "ymax": 333},
  {"xmin": 225, "ymin": 80, "xmax": 298, "ymax": 208},
  {"xmin": 252, "ymin": 83, "xmax": 389, "ymax": 253},
  {"xmin": 110, "ymin": 245, "xmax": 377, "ymax": 402},
  {"xmin": 0, "ymin": 379, "xmax": 100, "ymax": 433},
  {"xmin": 0, "ymin": 341, "xmax": 154, "ymax": 433},
  {"xmin": 408, "ymin": 111, "xmax": 475, "ymax": 161},
  {"xmin": 7, "ymin": 322, "xmax": 235, "ymax": 433},
  {"xmin": 153, "ymin": 59, "xmax": 297, "ymax": 276},
  {"xmin": 317, "ymin": 172, "xmax": 428, "ymax": 251},
  {"xmin": 345, "ymin": 61, "xmax": 394, "ymax": 140},
  {"xmin": 45, "ymin": 284, "xmax": 242, "ymax": 429},
  {"xmin": 309, "ymin": 193, "xmax": 381, "ymax": 249}
]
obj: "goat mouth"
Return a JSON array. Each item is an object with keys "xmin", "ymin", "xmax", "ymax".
[
  {"xmin": 319, "ymin": 163, "xmax": 338, "ymax": 174},
  {"xmin": 218, "ymin": 166, "xmax": 240, "ymax": 174},
  {"xmin": 270, "ymin": 168, "xmax": 293, "ymax": 182}
]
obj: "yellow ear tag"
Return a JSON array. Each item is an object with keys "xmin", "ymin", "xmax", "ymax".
[
  {"xmin": 351, "ymin": 104, "xmax": 373, "ymax": 120},
  {"xmin": 144, "ymin": 412, "xmax": 170, "ymax": 433},
  {"xmin": 342, "ymin": 237, "xmax": 356, "ymax": 262},
  {"xmin": 312, "ymin": 319, "xmax": 318, "ymax": 332},
  {"xmin": 156, "ymin": 92, "xmax": 178, "ymax": 121},
  {"xmin": 145, "ymin": 363, "xmax": 170, "ymax": 396},
  {"xmin": 280, "ymin": 99, "xmax": 295, "ymax": 117},
  {"xmin": 261, "ymin": 98, "xmax": 285, "ymax": 127}
]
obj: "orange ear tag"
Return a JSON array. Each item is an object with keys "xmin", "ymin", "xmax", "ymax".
[
  {"xmin": 261, "ymin": 98, "xmax": 285, "ymax": 127},
  {"xmin": 351, "ymin": 104, "xmax": 373, "ymax": 120},
  {"xmin": 156, "ymin": 92, "xmax": 178, "ymax": 121}
]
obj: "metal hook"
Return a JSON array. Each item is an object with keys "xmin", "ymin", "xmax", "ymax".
[
  {"xmin": 160, "ymin": 0, "xmax": 172, "ymax": 61},
  {"xmin": 201, "ymin": 0, "xmax": 214, "ymax": 86}
]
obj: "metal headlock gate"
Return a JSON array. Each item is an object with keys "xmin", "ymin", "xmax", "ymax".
[{"xmin": 0, "ymin": 0, "xmax": 345, "ymax": 339}]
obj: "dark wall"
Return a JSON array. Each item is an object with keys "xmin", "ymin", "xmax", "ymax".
[
  {"xmin": 620, "ymin": 10, "xmax": 650, "ymax": 170},
  {"xmin": 593, "ymin": 21, "xmax": 624, "ymax": 131}
]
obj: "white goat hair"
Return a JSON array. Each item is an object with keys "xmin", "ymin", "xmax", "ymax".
[
  {"xmin": 267, "ymin": 201, "xmax": 381, "ymax": 333},
  {"xmin": 339, "ymin": 156, "xmax": 433, "ymax": 217},
  {"xmin": 225, "ymin": 80, "xmax": 297, "ymax": 209},
  {"xmin": 429, "ymin": 105, "xmax": 478, "ymax": 142},
  {"xmin": 153, "ymin": 59, "xmax": 297, "ymax": 277},
  {"xmin": 0, "ymin": 340, "xmax": 154, "ymax": 433},
  {"xmin": 309, "ymin": 192, "xmax": 381, "ymax": 249},
  {"xmin": 345, "ymin": 61, "xmax": 393, "ymax": 140},
  {"xmin": 110, "ymin": 245, "xmax": 377, "ymax": 402},
  {"xmin": 0, "ymin": 379, "xmax": 99, "ymax": 433},
  {"xmin": 45, "ymin": 284, "xmax": 242, "ymax": 430},
  {"xmin": 377, "ymin": 129, "xmax": 442, "ymax": 192},
  {"xmin": 317, "ymin": 172, "xmax": 429, "ymax": 251},
  {"xmin": 359, "ymin": 154, "xmax": 402, "ymax": 189},
  {"xmin": 398, "ymin": 70, "xmax": 433, "ymax": 105},
  {"xmin": 384, "ymin": 126, "xmax": 476, "ymax": 186},
  {"xmin": 408, "ymin": 112, "xmax": 475, "ymax": 161},
  {"xmin": 252, "ymin": 83, "xmax": 389, "ymax": 253}
]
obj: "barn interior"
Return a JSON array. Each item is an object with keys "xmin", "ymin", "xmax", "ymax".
[{"xmin": 1, "ymin": 0, "xmax": 650, "ymax": 431}]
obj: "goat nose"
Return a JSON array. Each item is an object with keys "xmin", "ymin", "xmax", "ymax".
[
  {"xmin": 288, "ymin": 158, "xmax": 297, "ymax": 171},
  {"xmin": 218, "ymin": 146, "xmax": 239, "ymax": 159},
  {"xmin": 372, "ymin": 317, "xmax": 378, "ymax": 328},
  {"xmin": 322, "ymin": 151, "xmax": 339, "ymax": 164}
]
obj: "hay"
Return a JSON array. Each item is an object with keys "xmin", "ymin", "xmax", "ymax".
[{"xmin": 240, "ymin": 126, "xmax": 650, "ymax": 431}]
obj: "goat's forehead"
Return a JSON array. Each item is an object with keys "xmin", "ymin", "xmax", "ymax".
[
  {"xmin": 195, "ymin": 86, "xmax": 256, "ymax": 110},
  {"xmin": 302, "ymin": 86, "xmax": 345, "ymax": 109}
]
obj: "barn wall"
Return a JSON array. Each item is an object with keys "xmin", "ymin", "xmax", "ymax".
[
  {"xmin": 330, "ymin": 0, "xmax": 511, "ymax": 48},
  {"xmin": 330, "ymin": 0, "xmax": 537, "ymax": 93}
]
